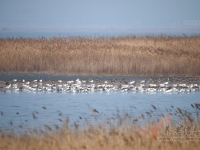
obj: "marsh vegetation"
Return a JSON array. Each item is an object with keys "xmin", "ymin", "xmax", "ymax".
[
  {"xmin": 0, "ymin": 104, "xmax": 200, "ymax": 150},
  {"xmin": 0, "ymin": 36, "xmax": 200, "ymax": 76}
]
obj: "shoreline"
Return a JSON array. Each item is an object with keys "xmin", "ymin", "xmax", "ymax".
[{"xmin": 1, "ymin": 72, "xmax": 200, "ymax": 81}]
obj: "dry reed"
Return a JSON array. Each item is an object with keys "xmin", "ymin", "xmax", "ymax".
[
  {"xmin": 0, "ymin": 104, "xmax": 200, "ymax": 150},
  {"xmin": 0, "ymin": 36, "xmax": 200, "ymax": 76}
]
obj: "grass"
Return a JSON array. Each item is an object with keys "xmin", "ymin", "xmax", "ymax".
[
  {"xmin": 0, "ymin": 36, "xmax": 200, "ymax": 76},
  {"xmin": 0, "ymin": 104, "xmax": 200, "ymax": 150}
]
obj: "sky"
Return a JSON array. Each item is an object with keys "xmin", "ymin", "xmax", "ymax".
[{"xmin": 0, "ymin": 0, "xmax": 200, "ymax": 32}]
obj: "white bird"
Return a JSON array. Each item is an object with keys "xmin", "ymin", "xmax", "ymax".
[
  {"xmin": 140, "ymin": 80, "xmax": 145, "ymax": 83},
  {"xmin": 159, "ymin": 84, "xmax": 165, "ymax": 87},
  {"xmin": 6, "ymin": 84, "xmax": 11, "ymax": 89},
  {"xmin": 58, "ymin": 80, "xmax": 62, "ymax": 83},
  {"xmin": 89, "ymin": 80, "xmax": 94, "ymax": 83},
  {"xmin": 67, "ymin": 80, "xmax": 74, "ymax": 84},
  {"xmin": 12, "ymin": 83, "xmax": 18, "ymax": 88},
  {"xmin": 164, "ymin": 88, "xmax": 172, "ymax": 93},
  {"xmin": 128, "ymin": 81, "xmax": 135, "ymax": 84},
  {"xmin": 76, "ymin": 79, "xmax": 82, "ymax": 84},
  {"xmin": 12, "ymin": 79, "xmax": 17, "ymax": 82},
  {"xmin": 164, "ymin": 82, "xmax": 168, "ymax": 85},
  {"xmin": 32, "ymin": 84, "xmax": 38, "ymax": 88}
]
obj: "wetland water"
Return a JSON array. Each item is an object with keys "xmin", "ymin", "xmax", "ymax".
[{"xmin": 0, "ymin": 73, "xmax": 200, "ymax": 131}]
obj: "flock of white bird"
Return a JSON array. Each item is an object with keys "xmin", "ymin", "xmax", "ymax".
[{"xmin": 0, "ymin": 77, "xmax": 200, "ymax": 94}]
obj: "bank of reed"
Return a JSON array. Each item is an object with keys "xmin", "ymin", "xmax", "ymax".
[
  {"xmin": 1, "ymin": 104, "xmax": 200, "ymax": 150},
  {"xmin": 0, "ymin": 36, "xmax": 200, "ymax": 76}
]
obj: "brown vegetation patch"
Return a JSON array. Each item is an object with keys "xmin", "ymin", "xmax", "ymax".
[
  {"xmin": 0, "ymin": 36, "xmax": 200, "ymax": 76},
  {"xmin": 1, "ymin": 104, "xmax": 200, "ymax": 150}
]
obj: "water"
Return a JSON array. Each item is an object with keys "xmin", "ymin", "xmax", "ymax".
[
  {"xmin": 1, "ymin": 31, "xmax": 199, "ymax": 39},
  {"xmin": 0, "ymin": 73, "xmax": 148, "ymax": 81},
  {"xmin": 0, "ymin": 78, "xmax": 200, "ymax": 131},
  {"xmin": 0, "ymin": 92, "xmax": 200, "ymax": 128}
]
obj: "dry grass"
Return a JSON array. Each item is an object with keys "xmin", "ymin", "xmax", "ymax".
[
  {"xmin": 0, "ymin": 104, "xmax": 200, "ymax": 150},
  {"xmin": 0, "ymin": 36, "xmax": 200, "ymax": 76}
]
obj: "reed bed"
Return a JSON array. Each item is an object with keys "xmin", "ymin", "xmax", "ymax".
[
  {"xmin": 0, "ymin": 104, "xmax": 200, "ymax": 150},
  {"xmin": 0, "ymin": 36, "xmax": 200, "ymax": 76}
]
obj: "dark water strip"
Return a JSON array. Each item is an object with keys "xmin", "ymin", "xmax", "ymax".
[
  {"xmin": 0, "ymin": 73, "xmax": 199, "ymax": 84},
  {"xmin": 0, "ymin": 73, "xmax": 154, "ymax": 81}
]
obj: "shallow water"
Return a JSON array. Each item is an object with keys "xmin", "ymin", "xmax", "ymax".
[
  {"xmin": 1, "ymin": 31, "xmax": 198, "ymax": 39},
  {"xmin": 0, "ymin": 89, "xmax": 200, "ymax": 130},
  {"xmin": 0, "ymin": 74, "xmax": 200, "ymax": 131},
  {"xmin": 0, "ymin": 72, "xmax": 148, "ymax": 81}
]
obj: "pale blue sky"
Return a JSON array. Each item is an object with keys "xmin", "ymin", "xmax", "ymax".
[{"xmin": 0, "ymin": 0, "xmax": 200, "ymax": 29}]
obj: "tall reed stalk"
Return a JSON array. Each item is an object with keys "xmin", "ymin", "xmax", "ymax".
[
  {"xmin": 0, "ymin": 36, "xmax": 200, "ymax": 76},
  {"xmin": 1, "ymin": 104, "xmax": 200, "ymax": 150}
]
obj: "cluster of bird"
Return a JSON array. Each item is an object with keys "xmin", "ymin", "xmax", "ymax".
[{"xmin": 0, "ymin": 78, "xmax": 200, "ymax": 94}]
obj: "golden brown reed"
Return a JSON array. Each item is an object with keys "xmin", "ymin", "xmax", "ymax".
[
  {"xmin": 0, "ymin": 36, "xmax": 200, "ymax": 76},
  {"xmin": 1, "ymin": 104, "xmax": 200, "ymax": 150},
  {"xmin": 1, "ymin": 125, "xmax": 197, "ymax": 150}
]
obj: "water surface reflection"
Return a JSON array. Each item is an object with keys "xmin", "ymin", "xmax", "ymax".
[{"xmin": 0, "ymin": 90, "xmax": 199, "ymax": 131}]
